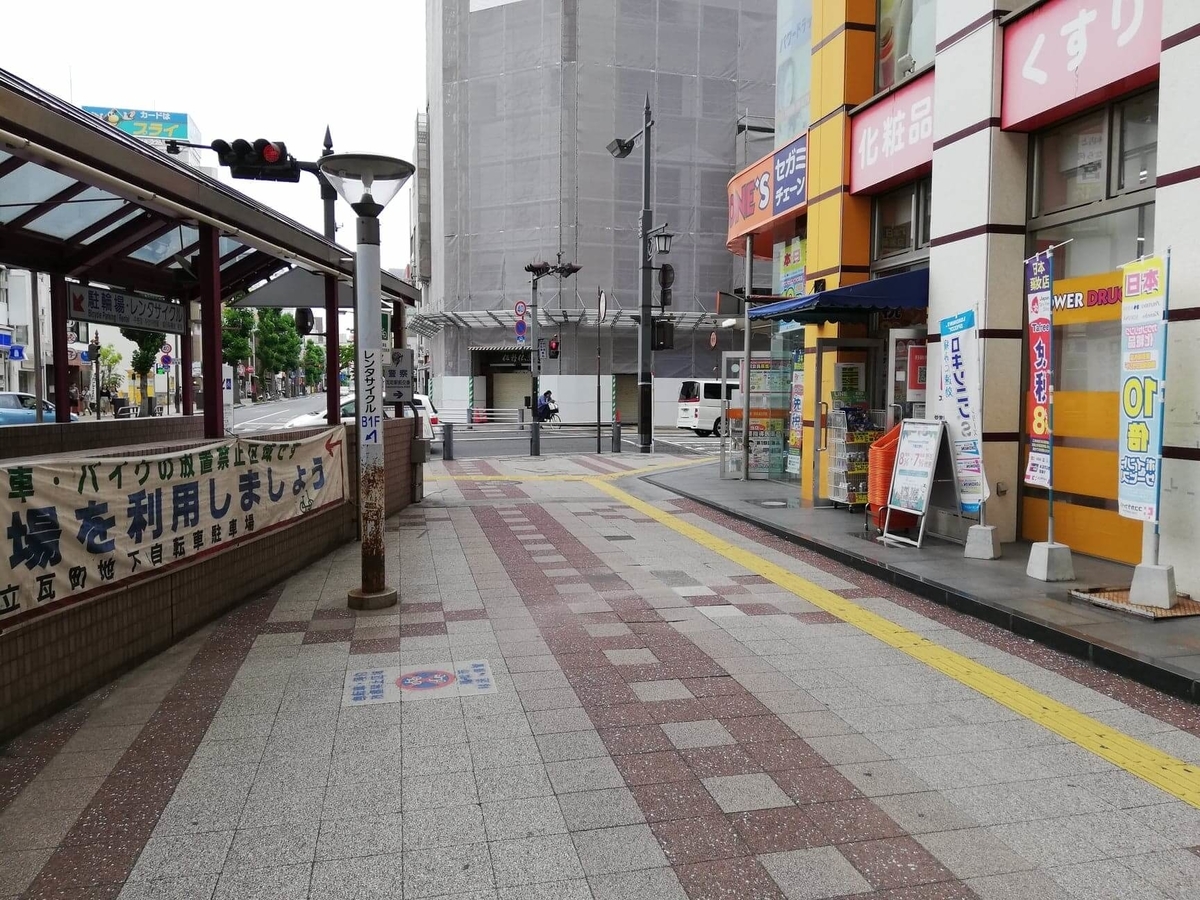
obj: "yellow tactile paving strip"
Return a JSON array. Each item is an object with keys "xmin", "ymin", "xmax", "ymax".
[{"xmin": 584, "ymin": 477, "xmax": 1200, "ymax": 812}]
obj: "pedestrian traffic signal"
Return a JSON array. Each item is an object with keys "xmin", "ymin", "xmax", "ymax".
[
  {"xmin": 652, "ymin": 319, "xmax": 674, "ymax": 351},
  {"xmin": 210, "ymin": 138, "xmax": 301, "ymax": 182},
  {"xmin": 659, "ymin": 263, "xmax": 674, "ymax": 307},
  {"xmin": 548, "ymin": 336, "xmax": 560, "ymax": 359}
]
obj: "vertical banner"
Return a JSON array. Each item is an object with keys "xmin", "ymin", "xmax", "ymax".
[
  {"xmin": 1118, "ymin": 255, "xmax": 1168, "ymax": 522},
  {"xmin": 786, "ymin": 350, "xmax": 805, "ymax": 476},
  {"xmin": 1024, "ymin": 254, "xmax": 1053, "ymax": 487},
  {"xmin": 939, "ymin": 310, "xmax": 989, "ymax": 514}
]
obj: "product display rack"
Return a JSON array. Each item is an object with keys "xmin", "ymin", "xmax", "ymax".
[{"xmin": 827, "ymin": 395, "xmax": 883, "ymax": 507}]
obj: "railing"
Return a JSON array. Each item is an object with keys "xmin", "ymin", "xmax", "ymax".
[
  {"xmin": 442, "ymin": 420, "xmax": 623, "ymax": 460},
  {"xmin": 438, "ymin": 406, "xmax": 526, "ymax": 426}
]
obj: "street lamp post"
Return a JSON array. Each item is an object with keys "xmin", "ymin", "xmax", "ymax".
[
  {"xmin": 609, "ymin": 98, "xmax": 671, "ymax": 453},
  {"xmin": 89, "ymin": 332, "xmax": 101, "ymax": 419},
  {"xmin": 524, "ymin": 255, "xmax": 581, "ymax": 457},
  {"xmin": 320, "ymin": 153, "xmax": 415, "ymax": 611}
]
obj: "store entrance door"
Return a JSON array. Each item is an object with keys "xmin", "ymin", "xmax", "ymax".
[
  {"xmin": 886, "ymin": 329, "xmax": 928, "ymax": 428},
  {"xmin": 809, "ymin": 337, "xmax": 885, "ymax": 507}
]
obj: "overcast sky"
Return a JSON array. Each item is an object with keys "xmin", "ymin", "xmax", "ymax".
[{"xmin": 3, "ymin": 1, "xmax": 427, "ymax": 271}]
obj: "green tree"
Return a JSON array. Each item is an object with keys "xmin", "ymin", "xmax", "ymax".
[
  {"xmin": 339, "ymin": 343, "xmax": 355, "ymax": 372},
  {"xmin": 222, "ymin": 307, "xmax": 255, "ymax": 367},
  {"xmin": 254, "ymin": 309, "xmax": 302, "ymax": 394},
  {"xmin": 98, "ymin": 344, "xmax": 124, "ymax": 394},
  {"xmin": 302, "ymin": 341, "xmax": 325, "ymax": 387},
  {"xmin": 120, "ymin": 328, "xmax": 166, "ymax": 414}
]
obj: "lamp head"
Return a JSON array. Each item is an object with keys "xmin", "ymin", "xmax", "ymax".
[
  {"xmin": 607, "ymin": 137, "xmax": 634, "ymax": 159},
  {"xmin": 318, "ymin": 153, "xmax": 414, "ymax": 217},
  {"xmin": 654, "ymin": 231, "xmax": 673, "ymax": 255}
]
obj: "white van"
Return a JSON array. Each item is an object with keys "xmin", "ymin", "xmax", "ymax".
[{"xmin": 677, "ymin": 380, "xmax": 735, "ymax": 436}]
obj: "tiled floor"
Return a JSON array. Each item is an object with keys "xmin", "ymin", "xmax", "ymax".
[{"xmin": 5, "ymin": 455, "xmax": 1200, "ymax": 899}]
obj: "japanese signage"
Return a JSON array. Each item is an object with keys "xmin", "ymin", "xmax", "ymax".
[
  {"xmin": 82, "ymin": 107, "xmax": 191, "ymax": 141},
  {"xmin": 726, "ymin": 133, "xmax": 809, "ymax": 245},
  {"xmin": 776, "ymin": 0, "xmax": 813, "ymax": 148},
  {"xmin": 1024, "ymin": 254, "xmax": 1054, "ymax": 488},
  {"xmin": 1, "ymin": 428, "xmax": 348, "ymax": 632},
  {"xmin": 1001, "ymin": 0, "xmax": 1161, "ymax": 131},
  {"xmin": 906, "ymin": 344, "xmax": 928, "ymax": 402},
  {"xmin": 69, "ymin": 286, "xmax": 186, "ymax": 336},
  {"xmin": 359, "ymin": 349, "xmax": 383, "ymax": 447},
  {"xmin": 786, "ymin": 352, "xmax": 805, "ymax": 477},
  {"xmin": 850, "ymin": 70, "xmax": 934, "ymax": 194},
  {"xmin": 1117, "ymin": 255, "xmax": 1168, "ymax": 522},
  {"xmin": 779, "ymin": 237, "xmax": 807, "ymax": 297},
  {"xmin": 383, "ymin": 349, "xmax": 414, "ymax": 403},
  {"xmin": 888, "ymin": 419, "xmax": 944, "ymax": 515},
  {"xmin": 342, "ymin": 660, "xmax": 498, "ymax": 705},
  {"xmin": 772, "ymin": 135, "xmax": 808, "ymax": 217},
  {"xmin": 939, "ymin": 310, "xmax": 989, "ymax": 515},
  {"xmin": 1051, "ymin": 270, "xmax": 1123, "ymax": 324}
]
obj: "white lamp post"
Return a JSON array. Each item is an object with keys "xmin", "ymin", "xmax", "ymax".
[{"xmin": 319, "ymin": 153, "xmax": 414, "ymax": 610}]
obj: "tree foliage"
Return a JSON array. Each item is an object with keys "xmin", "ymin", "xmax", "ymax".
[
  {"xmin": 339, "ymin": 343, "xmax": 355, "ymax": 372},
  {"xmin": 254, "ymin": 309, "xmax": 302, "ymax": 388},
  {"xmin": 120, "ymin": 328, "xmax": 166, "ymax": 413},
  {"xmin": 98, "ymin": 344, "xmax": 123, "ymax": 393},
  {"xmin": 222, "ymin": 307, "xmax": 255, "ymax": 366},
  {"xmin": 302, "ymin": 340, "xmax": 325, "ymax": 385}
]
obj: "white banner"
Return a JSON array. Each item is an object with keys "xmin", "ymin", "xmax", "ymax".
[
  {"xmin": 1, "ymin": 427, "xmax": 348, "ymax": 631},
  {"xmin": 68, "ymin": 285, "xmax": 187, "ymax": 335},
  {"xmin": 939, "ymin": 309, "xmax": 989, "ymax": 514}
]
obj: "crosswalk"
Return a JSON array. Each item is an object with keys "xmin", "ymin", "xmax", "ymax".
[{"xmin": 643, "ymin": 431, "xmax": 723, "ymax": 456}]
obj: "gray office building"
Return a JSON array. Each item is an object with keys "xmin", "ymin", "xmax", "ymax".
[{"xmin": 420, "ymin": 0, "xmax": 774, "ymax": 420}]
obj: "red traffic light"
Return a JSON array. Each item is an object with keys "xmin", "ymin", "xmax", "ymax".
[
  {"xmin": 253, "ymin": 139, "xmax": 285, "ymax": 164},
  {"xmin": 261, "ymin": 143, "xmax": 281, "ymax": 163}
]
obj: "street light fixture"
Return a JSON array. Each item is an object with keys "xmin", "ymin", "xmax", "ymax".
[
  {"xmin": 610, "ymin": 98, "xmax": 670, "ymax": 453},
  {"xmin": 319, "ymin": 152, "xmax": 415, "ymax": 611},
  {"xmin": 524, "ymin": 254, "xmax": 581, "ymax": 456}
]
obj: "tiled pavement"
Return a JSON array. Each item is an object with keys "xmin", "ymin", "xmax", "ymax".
[{"xmin": 5, "ymin": 455, "xmax": 1200, "ymax": 899}]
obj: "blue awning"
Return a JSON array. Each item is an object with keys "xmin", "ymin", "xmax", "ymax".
[{"xmin": 749, "ymin": 267, "xmax": 929, "ymax": 322}]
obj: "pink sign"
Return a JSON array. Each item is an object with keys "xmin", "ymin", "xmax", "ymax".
[
  {"xmin": 1002, "ymin": 0, "xmax": 1161, "ymax": 131},
  {"xmin": 850, "ymin": 71, "xmax": 935, "ymax": 194}
]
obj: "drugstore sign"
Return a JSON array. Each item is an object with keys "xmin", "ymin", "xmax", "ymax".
[
  {"xmin": 850, "ymin": 70, "xmax": 935, "ymax": 194},
  {"xmin": 1051, "ymin": 270, "xmax": 1123, "ymax": 324},
  {"xmin": 1001, "ymin": 0, "xmax": 1161, "ymax": 131},
  {"xmin": 726, "ymin": 133, "xmax": 808, "ymax": 250}
]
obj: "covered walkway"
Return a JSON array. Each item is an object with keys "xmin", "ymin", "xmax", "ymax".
[
  {"xmin": 0, "ymin": 67, "xmax": 417, "ymax": 437},
  {"xmin": 4, "ymin": 455, "xmax": 1200, "ymax": 899}
]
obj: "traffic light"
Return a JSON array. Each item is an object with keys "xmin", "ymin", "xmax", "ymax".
[
  {"xmin": 652, "ymin": 319, "xmax": 674, "ymax": 351},
  {"xmin": 295, "ymin": 308, "xmax": 315, "ymax": 335},
  {"xmin": 659, "ymin": 263, "xmax": 674, "ymax": 307},
  {"xmin": 210, "ymin": 138, "xmax": 301, "ymax": 182},
  {"xmin": 548, "ymin": 336, "xmax": 561, "ymax": 359}
]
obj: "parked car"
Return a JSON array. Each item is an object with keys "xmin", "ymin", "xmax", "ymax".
[
  {"xmin": 0, "ymin": 392, "xmax": 78, "ymax": 426},
  {"xmin": 286, "ymin": 393, "xmax": 437, "ymax": 442}
]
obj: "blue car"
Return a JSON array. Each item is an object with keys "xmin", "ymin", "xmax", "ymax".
[{"xmin": 0, "ymin": 392, "xmax": 78, "ymax": 426}]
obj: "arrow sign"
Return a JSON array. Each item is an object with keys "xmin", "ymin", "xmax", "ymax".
[{"xmin": 325, "ymin": 432, "xmax": 343, "ymax": 456}]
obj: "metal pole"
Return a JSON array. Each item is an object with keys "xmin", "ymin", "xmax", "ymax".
[
  {"xmin": 30, "ymin": 272, "xmax": 44, "ymax": 423},
  {"xmin": 637, "ymin": 96, "xmax": 654, "ymax": 454},
  {"xmin": 531, "ymin": 276, "xmax": 540, "ymax": 457},
  {"xmin": 597, "ymin": 311, "xmax": 602, "ymax": 455},
  {"xmin": 321, "ymin": 129, "xmax": 340, "ymax": 428},
  {"xmin": 349, "ymin": 212, "xmax": 396, "ymax": 610},
  {"xmin": 741, "ymin": 235, "xmax": 753, "ymax": 479}
]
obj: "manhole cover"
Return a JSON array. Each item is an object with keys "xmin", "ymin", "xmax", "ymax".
[{"xmin": 759, "ymin": 500, "xmax": 789, "ymax": 508}]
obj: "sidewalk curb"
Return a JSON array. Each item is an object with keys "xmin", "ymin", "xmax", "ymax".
[{"xmin": 641, "ymin": 472, "xmax": 1200, "ymax": 704}]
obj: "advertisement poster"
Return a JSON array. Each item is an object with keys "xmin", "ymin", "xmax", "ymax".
[
  {"xmin": 888, "ymin": 420, "xmax": 943, "ymax": 515},
  {"xmin": 748, "ymin": 358, "xmax": 791, "ymax": 479},
  {"xmin": 1117, "ymin": 255, "xmax": 1168, "ymax": 522},
  {"xmin": 1, "ymin": 428, "xmax": 348, "ymax": 630},
  {"xmin": 1024, "ymin": 254, "xmax": 1053, "ymax": 488},
  {"xmin": 780, "ymin": 237, "xmax": 807, "ymax": 297},
  {"xmin": 939, "ymin": 310, "xmax": 989, "ymax": 514},
  {"xmin": 906, "ymin": 344, "xmax": 928, "ymax": 402},
  {"xmin": 775, "ymin": 0, "xmax": 813, "ymax": 147},
  {"xmin": 786, "ymin": 352, "xmax": 805, "ymax": 476}
]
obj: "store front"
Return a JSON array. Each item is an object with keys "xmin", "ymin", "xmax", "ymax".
[{"xmin": 1018, "ymin": 90, "xmax": 1158, "ymax": 564}]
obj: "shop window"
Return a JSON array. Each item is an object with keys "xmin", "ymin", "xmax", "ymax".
[
  {"xmin": 873, "ymin": 178, "xmax": 931, "ymax": 262},
  {"xmin": 1032, "ymin": 91, "xmax": 1157, "ymax": 217},
  {"xmin": 877, "ymin": 0, "xmax": 937, "ymax": 91},
  {"xmin": 1031, "ymin": 203, "xmax": 1153, "ymax": 279},
  {"xmin": 1114, "ymin": 92, "xmax": 1158, "ymax": 195}
]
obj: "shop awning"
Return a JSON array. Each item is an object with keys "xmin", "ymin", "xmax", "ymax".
[{"xmin": 749, "ymin": 267, "xmax": 929, "ymax": 323}]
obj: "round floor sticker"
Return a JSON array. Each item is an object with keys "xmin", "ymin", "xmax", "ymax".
[{"xmin": 398, "ymin": 670, "xmax": 457, "ymax": 691}]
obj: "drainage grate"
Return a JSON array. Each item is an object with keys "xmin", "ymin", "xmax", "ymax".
[{"xmin": 605, "ymin": 534, "xmax": 634, "ymax": 541}]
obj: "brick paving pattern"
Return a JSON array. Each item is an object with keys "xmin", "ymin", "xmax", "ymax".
[{"xmin": 3, "ymin": 455, "xmax": 1200, "ymax": 899}]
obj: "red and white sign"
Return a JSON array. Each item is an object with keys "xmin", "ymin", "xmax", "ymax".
[
  {"xmin": 1001, "ymin": 0, "xmax": 1161, "ymax": 131},
  {"xmin": 850, "ymin": 71, "xmax": 935, "ymax": 194}
]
